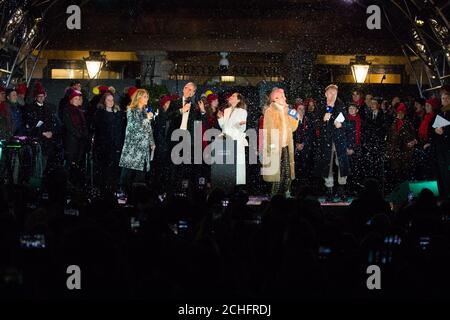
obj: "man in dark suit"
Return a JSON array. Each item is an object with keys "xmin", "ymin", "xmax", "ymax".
[
  {"xmin": 166, "ymin": 82, "xmax": 207, "ymax": 191},
  {"xmin": 363, "ymin": 98, "xmax": 387, "ymax": 181}
]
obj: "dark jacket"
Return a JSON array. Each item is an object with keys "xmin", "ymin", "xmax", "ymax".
[
  {"xmin": 166, "ymin": 98, "xmax": 207, "ymax": 143},
  {"xmin": 293, "ymin": 113, "xmax": 314, "ymax": 153},
  {"xmin": 314, "ymin": 102, "xmax": 350, "ymax": 177},
  {"xmin": 363, "ymin": 110, "xmax": 386, "ymax": 150},
  {"xmin": 431, "ymin": 110, "xmax": 450, "ymax": 153},
  {"xmin": 0, "ymin": 102, "xmax": 12, "ymax": 140},
  {"xmin": 63, "ymin": 105, "xmax": 88, "ymax": 161},
  {"xmin": 154, "ymin": 107, "xmax": 171, "ymax": 162},
  {"xmin": 93, "ymin": 108, "xmax": 124, "ymax": 155},
  {"xmin": 387, "ymin": 118, "xmax": 416, "ymax": 171},
  {"xmin": 6, "ymin": 101, "xmax": 25, "ymax": 136},
  {"xmin": 23, "ymin": 101, "xmax": 56, "ymax": 154}
]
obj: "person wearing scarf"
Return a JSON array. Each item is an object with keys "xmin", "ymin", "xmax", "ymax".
[
  {"xmin": 411, "ymin": 100, "xmax": 436, "ymax": 180},
  {"xmin": 413, "ymin": 97, "xmax": 426, "ymax": 131},
  {"xmin": 63, "ymin": 89, "xmax": 88, "ymax": 187},
  {"xmin": 387, "ymin": 103, "xmax": 417, "ymax": 185},
  {"xmin": 345, "ymin": 103, "xmax": 363, "ymax": 195},
  {"xmin": 418, "ymin": 100, "xmax": 436, "ymax": 143},
  {"xmin": 432, "ymin": 90, "xmax": 450, "ymax": 199}
]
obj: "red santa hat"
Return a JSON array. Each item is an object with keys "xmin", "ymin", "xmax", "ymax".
[
  {"xmin": 99, "ymin": 85, "xmax": 110, "ymax": 95},
  {"xmin": 159, "ymin": 94, "xmax": 172, "ymax": 107},
  {"xmin": 16, "ymin": 83, "xmax": 27, "ymax": 96},
  {"xmin": 396, "ymin": 103, "xmax": 407, "ymax": 114},
  {"xmin": 207, "ymin": 93, "xmax": 218, "ymax": 105},
  {"xmin": 33, "ymin": 82, "xmax": 46, "ymax": 97},
  {"xmin": 127, "ymin": 86, "xmax": 138, "ymax": 99},
  {"xmin": 68, "ymin": 89, "xmax": 82, "ymax": 101}
]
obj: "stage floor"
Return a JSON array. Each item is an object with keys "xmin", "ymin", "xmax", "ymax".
[{"xmin": 246, "ymin": 195, "xmax": 354, "ymax": 206}]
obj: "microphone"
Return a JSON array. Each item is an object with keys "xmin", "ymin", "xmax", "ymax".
[{"xmin": 325, "ymin": 105, "xmax": 333, "ymax": 122}]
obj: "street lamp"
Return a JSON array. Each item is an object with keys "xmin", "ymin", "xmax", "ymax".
[
  {"xmin": 350, "ymin": 55, "xmax": 371, "ymax": 84},
  {"xmin": 83, "ymin": 51, "xmax": 106, "ymax": 79}
]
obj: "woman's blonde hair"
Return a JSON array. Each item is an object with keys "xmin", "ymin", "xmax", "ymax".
[{"xmin": 128, "ymin": 88, "xmax": 149, "ymax": 110}]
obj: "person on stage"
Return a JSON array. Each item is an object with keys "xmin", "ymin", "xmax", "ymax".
[
  {"xmin": 387, "ymin": 103, "xmax": 417, "ymax": 186},
  {"xmin": 93, "ymin": 92, "xmax": 124, "ymax": 194},
  {"xmin": 217, "ymin": 92, "xmax": 248, "ymax": 185},
  {"xmin": 293, "ymin": 100, "xmax": 314, "ymax": 185},
  {"xmin": 344, "ymin": 103, "xmax": 364, "ymax": 195},
  {"xmin": 314, "ymin": 84, "xmax": 350, "ymax": 202},
  {"xmin": 63, "ymin": 89, "xmax": 89, "ymax": 187},
  {"xmin": 432, "ymin": 89, "xmax": 450, "ymax": 199},
  {"xmin": 23, "ymin": 82, "xmax": 57, "ymax": 174},
  {"xmin": 262, "ymin": 88, "xmax": 299, "ymax": 197},
  {"xmin": 119, "ymin": 89, "xmax": 155, "ymax": 195},
  {"xmin": 166, "ymin": 82, "xmax": 206, "ymax": 189}
]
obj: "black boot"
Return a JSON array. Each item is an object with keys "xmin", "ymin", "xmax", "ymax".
[
  {"xmin": 338, "ymin": 185, "xmax": 348, "ymax": 202},
  {"xmin": 325, "ymin": 187, "xmax": 334, "ymax": 202}
]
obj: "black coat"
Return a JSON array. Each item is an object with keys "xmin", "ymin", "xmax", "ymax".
[
  {"xmin": 93, "ymin": 108, "xmax": 124, "ymax": 155},
  {"xmin": 293, "ymin": 113, "xmax": 314, "ymax": 153},
  {"xmin": 154, "ymin": 108, "xmax": 171, "ymax": 162},
  {"xmin": 431, "ymin": 110, "xmax": 450, "ymax": 153},
  {"xmin": 23, "ymin": 101, "xmax": 56, "ymax": 154},
  {"xmin": 166, "ymin": 98, "xmax": 207, "ymax": 147},
  {"xmin": 430, "ymin": 109, "xmax": 450, "ymax": 197},
  {"xmin": 363, "ymin": 110, "xmax": 387, "ymax": 150},
  {"xmin": 63, "ymin": 105, "xmax": 88, "ymax": 162},
  {"xmin": 314, "ymin": 103, "xmax": 350, "ymax": 178}
]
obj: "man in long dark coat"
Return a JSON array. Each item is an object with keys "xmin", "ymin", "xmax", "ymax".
[{"xmin": 314, "ymin": 84, "xmax": 350, "ymax": 202}]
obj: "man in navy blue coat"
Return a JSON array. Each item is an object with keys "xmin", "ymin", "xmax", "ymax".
[{"xmin": 314, "ymin": 84, "xmax": 350, "ymax": 202}]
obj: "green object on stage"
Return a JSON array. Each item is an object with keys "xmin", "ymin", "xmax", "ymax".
[{"xmin": 388, "ymin": 180, "xmax": 439, "ymax": 204}]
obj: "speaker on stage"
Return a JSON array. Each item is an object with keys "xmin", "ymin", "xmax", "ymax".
[
  {"xmin": 210, "ymin": 135, "xmax": 237, "ymax": 194},
  {"xmin": 387, "ymin": 180, "xmax": 439, "ymax": 204}
]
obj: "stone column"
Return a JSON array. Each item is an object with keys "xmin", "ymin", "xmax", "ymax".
[{"xmin": 136, "ymin": 50, "xmax": 172, "ymax": 85}]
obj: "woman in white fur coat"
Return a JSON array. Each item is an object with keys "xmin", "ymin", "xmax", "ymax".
[{"xmin": 217, "ymin": 92, "xmax": 248, "ymax": 185}]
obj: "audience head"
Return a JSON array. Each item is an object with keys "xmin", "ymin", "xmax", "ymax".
[
  {"xmin": 228, "ymin": 92, "xmax": 246, "ymax": 109},
  {"xmin": 69, "ymin": 89, "xmax": 83, "ymax": 107},
  {"xmin": 6, "ymin": 88, "xmax": 18, "ymax": 104},
  {"xmin": 183, "ymin": 82, "xmax": 196, "ymax": 99}
]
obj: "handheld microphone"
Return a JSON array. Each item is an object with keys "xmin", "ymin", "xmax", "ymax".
[{"xmin": 325, "ymin": 105, "xmax": 333, "ymax": 121}]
